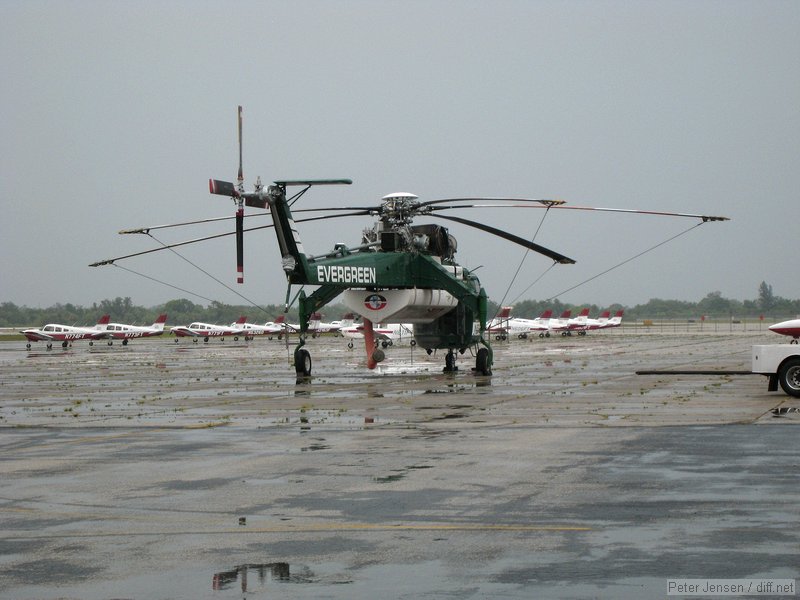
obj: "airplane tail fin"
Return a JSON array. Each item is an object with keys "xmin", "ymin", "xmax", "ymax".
[
  {"xmin": 235, "ymin": 316, "xmax": 247, "ymax": 325},
  {"xmin": 578, "ymin": 308, "xmax": 590, "ymax": 317},
  {"xmin": 539, "ymin": 310, "xmax": 553, "ymax": 319},
  {"xmin": 153, "ymin": 314, "xmax": 168, "ymax": 331},
  {"xmin": 498, "ymin": 307, "xmax": 512, "ymax": 319},
  {"xmin": 95, "ymin": 315, "xmax": 111, "ymax": 329}
]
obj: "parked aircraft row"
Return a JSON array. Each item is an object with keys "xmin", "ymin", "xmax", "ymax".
[
  {"xmin": 20, "ymin": 313, "xmax": 344, "ymax": 348},
  {"xmin": 487, "ymin": 307, "xmax": 624, "ymax": 339},
  {"xmin": 22, "ymin": 310, "xmax": 800, "ymax": 351},
  {"xmin": 20, "ymin": 308, "xmax": 624, "ymax": 349}
]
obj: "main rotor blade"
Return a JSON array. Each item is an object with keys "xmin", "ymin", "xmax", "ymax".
[
  {"xmin": 120, "ymin": 206, "xmax": 371, "ymax": 235},
  {"xmin": 91, "ymin": 226, "xmax": 270, "ymax": 266},
  {"xmin": 431, "ymin": 213, "xmax": 576, "ymax": 264},
  {"xmin": 424, "ymin": 199, "xmax": 728, "ymax": 222},
  {"xmin": 119, "ymin": 213, "xmax": 269, "ymax": 235},
  {"xmin": 91, "ymin": 212, "xmax": 369, "ymax": 267},
  {"xmin": 420, "ymin": 197, "xmax": 565, "ymax": 208},
  {"xmin": 544, "ymin": 204, "xmax": 729, "ymax": 222}
]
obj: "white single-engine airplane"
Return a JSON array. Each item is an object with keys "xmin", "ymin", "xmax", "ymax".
[
  {"xmin": 171, "ymin": 316, "xmax": 247, "ymax": 342},
  {"xmin": 340, "ymin": 314, "xmax": 414, "ymax": 348},
  {"xmin": 307, "ymin": 313, "xmax": 342, "ymax": 336},
  {"xmin": 769, "ymin": 319, "xmax": 800, "ymax": 343},
  {"xmin": 237, "ymin": 319, "xmax": 285, "ymax": 340},
  {"xmin": 104, "ymin": 314, "xmax": 168, "ymax": 345},
  {"xmin": 22, "ymin": 315, "xmax": 111, "ymax": 349},
  {"xmin": 488, "ymin": 308, "xmax": 553, "ymax": 340}
]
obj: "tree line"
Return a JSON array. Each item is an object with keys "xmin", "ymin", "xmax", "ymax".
[{"xmin": 0, "ymin": 282, "xmax": 796, "ymax": 327}]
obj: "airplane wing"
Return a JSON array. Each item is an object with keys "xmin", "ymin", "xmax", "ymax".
[
  {"xmin": 171, "ymin": 327, "xmax": 200, "ymax": 337},
  {"xmin": 21, "ymin": 330, "xmax": 55, "ymax": 341}
]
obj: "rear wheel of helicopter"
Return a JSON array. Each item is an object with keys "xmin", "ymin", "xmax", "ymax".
[
  {"xmin": 444, "ymin": 350, "xmax": 457, "ymax": 372},
  {"xmin": 295, "ymin": 348, "xmax": 312, "ymax": 377},
  {"xmin": 475, "ymin": 348, "xmax": 491, "ymax": 376}
]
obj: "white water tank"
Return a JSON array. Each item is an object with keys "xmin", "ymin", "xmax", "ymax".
[{"xmin": 341, "ymin": 288, "xmax": 458, "ymax": 323}]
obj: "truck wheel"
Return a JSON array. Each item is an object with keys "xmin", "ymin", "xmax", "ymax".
[{"xmin": 778, "ymin": 357, "xmax": 800, "ymax": 397}]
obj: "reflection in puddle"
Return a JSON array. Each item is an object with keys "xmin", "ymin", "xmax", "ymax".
[{"xmin": 212, "ymin": 562, "xmax": 312, "ymax": 591}]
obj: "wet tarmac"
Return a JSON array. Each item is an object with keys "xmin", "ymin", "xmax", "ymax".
[{"xmin": 0, "ymin": 331, "xmax": 798, "ymax": 599}]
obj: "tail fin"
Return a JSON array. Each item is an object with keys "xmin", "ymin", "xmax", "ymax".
[
  {"xmin": 153, "ymin": 314, "xmax": 168, "ymax": 331},
  {"xmin": 539, "ymin": 310, "xmax": 553, "ymax": 319},
  {"xmin": 95, "ymin": 315, "xmax": 111, "ymax": 329},
  {"xmin": 578, "ymin": 308, "xmax": 590, "ymax": 317},
  {"xmin": 274, "ymin": 315, "xmax": 285, "ymax": 324},
  {"xmin": 498, "ymin": 307, "xmax": 512, "ymax": 319},
  {"xmin": 560, "ymin": 310, "xmax": 571, "ymax": 319},
  {"xmin": 235, "ymin": 316, "xmax": 246, "ymax": 325}
]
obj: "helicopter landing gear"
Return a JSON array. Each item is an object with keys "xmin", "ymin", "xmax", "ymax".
[
  {"xmin": 475, "ymin": 347, "xmax": 492, "ymax": 376},
  {"xmin": 294, "ymin": 348, "xmax": 312, "ymax": 377},
  {"xmin": 443, "ymin": 350, "xmax": 458, "ymax": 373},
  {"xmin": 372, "ymin": 348, "xmax": 386, "ymax": 364}
]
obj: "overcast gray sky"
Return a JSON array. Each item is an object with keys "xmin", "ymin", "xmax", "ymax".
[{"xmin": 2, "ymin": 0, "xmax": 798, "ymax": 312}]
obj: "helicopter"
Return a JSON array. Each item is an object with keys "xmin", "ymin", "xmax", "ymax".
[
  {"xmin": 208, "ymin": 177, "xmax": 575, "ymax": 377},
  {"xmin": 92, "ymin": 106, "xmax": 728, "ymax": 378},
  {"xmin": 204, "ymin": 107, "xmax": 730, "ymax": 378}
]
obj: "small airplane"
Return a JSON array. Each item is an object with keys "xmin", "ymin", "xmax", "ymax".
[
  {"xmin": 566, "ymin": 308, "xmax": 591, "ymax": 332},
  {"xmin": 546, "ymin": 310, "xmax": 573, "ymax": 336},
  {"xmin": 307, "ymin": 313, "xmax": 342, "ymax": 336},
  {"xmin": 488, "ymin": 308, "xmax": 553, "ymax": 340},
  {"xmin": 768, "ymin": 319, "xmax": 800, "ymax": 343},
  {"xmin": 599, "ymin": 310, "xmax": 624, "ymax": 329},
  {"xmin": 562, "ymin": 309, "xmax": 625, "ymax": 335},
  {"xmin": 104, "ymin": 314, "xmax": 168, "ymax": 345},
  {"xmin": 22, "ymin": 315, "xmax": 111, "ymax": 349},
  {"xmin": 237, "ymin": 318, "xmax": 286, "ymax": 340},
  {"xmin": 171, "ymin": 316, "xmax": 247, "ymax": 342},
  {"xmin": 340, "ymin": 315, "xmax": 415, "ymax": 349}
]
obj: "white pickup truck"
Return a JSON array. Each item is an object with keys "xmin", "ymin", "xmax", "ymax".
[{"xmin": 752, "ymin": 344, "xmax": 800, "ymax": 397}]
